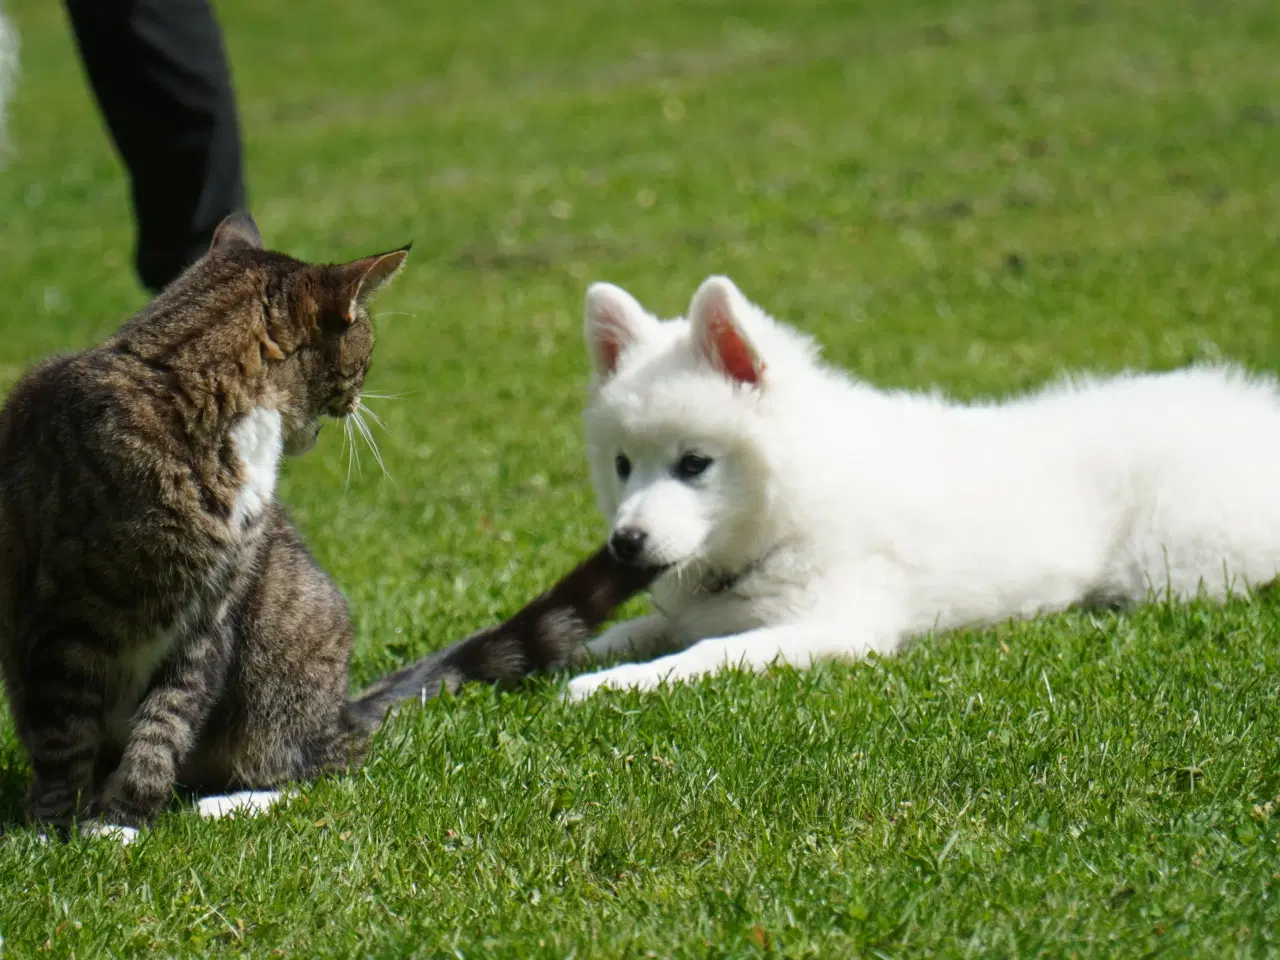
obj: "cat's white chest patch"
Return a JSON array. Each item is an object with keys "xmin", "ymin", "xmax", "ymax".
[{"xmin": 230, "ymin": 408, "xmax": 283, "ymax": 527}]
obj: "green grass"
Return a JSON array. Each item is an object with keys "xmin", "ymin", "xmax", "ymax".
[{"xmin": 2, "ymin": 0, "xmax": 1280, "ymax": 954}]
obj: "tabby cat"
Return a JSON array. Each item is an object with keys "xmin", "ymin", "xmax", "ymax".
[{"xmin": 0, "ymin": 212, "xmax": 653, "ymax": 835}]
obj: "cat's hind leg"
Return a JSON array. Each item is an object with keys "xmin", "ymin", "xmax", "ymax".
[{"xmin": 21, "ymin": 633, "xmax": 110, "ymax": 833}]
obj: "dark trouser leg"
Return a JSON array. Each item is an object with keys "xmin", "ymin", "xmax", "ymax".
[{"xmin": 64, "ymin": 0, "xmax": 246, "ymax": 292}]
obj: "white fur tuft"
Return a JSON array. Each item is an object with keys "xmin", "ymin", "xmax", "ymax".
[
  {"xmin": 570, "ymin": 277, "xmax": 1280, "ymax": 698},
  {"xmin": 230, "ymin": 407, "xmax": 283, "ymax": 528},
  {"xmin": 688, "ymin": 276, "xmax": 743, "ymax": 321},
  {"xmin": 584, "ymin": 282, "xmax": 661, "ymax": 382}
]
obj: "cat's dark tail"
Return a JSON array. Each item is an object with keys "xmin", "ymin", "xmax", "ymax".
[{"xmin": 342, "ymin": 545, "xmax": 656, "ymax": 733}]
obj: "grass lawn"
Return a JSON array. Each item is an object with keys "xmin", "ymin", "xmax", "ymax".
[{"xmin": 2, "ymin": 0, "xmax": 1280, "ymax": 954}]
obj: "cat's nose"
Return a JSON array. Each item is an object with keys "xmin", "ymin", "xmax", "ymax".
[{"xmin": 609, "ymin": 528, "xmax": 647, "ymax": 565}]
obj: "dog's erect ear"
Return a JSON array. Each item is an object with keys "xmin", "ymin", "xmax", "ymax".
[
  {"xmin": 690, "ymin": 276, "xmax": 765, "ymax": 387},
  {"xmin": 210, "ymin": 211, "xmax": 264, "ymax": 253},
  {"xmin": 585, "ymin": 282, "xmax": 653, "ymax": 378}
]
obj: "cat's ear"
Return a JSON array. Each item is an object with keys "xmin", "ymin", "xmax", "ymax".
[
  {"xmin": 584, "ymin": 282, "xmax": 655, "ymax": 379},
  {"xmin": 210, "ymin": 211, "xmax": 263, "ymax": 252},
  {"xmin": 689, "ymin": 275, "xmax": 765, "ymax": 387},
  {"xmin": 332, "ymin": 245, "xmax": 412, "ymax": 322}
]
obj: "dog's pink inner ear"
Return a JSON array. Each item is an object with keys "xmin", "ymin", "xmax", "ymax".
[
  {"xmin": 705, "ymin": 311, "xmax": 764, "ymax": 386},
  {"xmin": 588, "ymin": 304, "xmax": 637, "ymax": 376},
  {"xmin": 594, "ymin": 325, "xmax": 623, "ymax": 374}
]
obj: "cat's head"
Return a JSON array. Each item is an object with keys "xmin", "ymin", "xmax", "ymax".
[{"xmin": 201, "ymin": 212, "xmax": 410, "ymax": 455}]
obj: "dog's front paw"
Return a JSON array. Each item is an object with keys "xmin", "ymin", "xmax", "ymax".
[
  {"xmin": 565, "ymin": 663, "xmax": 669, "ymax": 701},
  {"xmin": 564, "ymin": 670, "xmax": 612, "ymax": 701}
]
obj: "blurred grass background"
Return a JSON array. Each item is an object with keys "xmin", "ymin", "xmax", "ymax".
[{"xmin": 0, "ymin": 0, "xmax": 1278, "ymax": 955}]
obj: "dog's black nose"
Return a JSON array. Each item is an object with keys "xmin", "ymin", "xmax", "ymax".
[{"xmin": 609, "ymin": 528, "xmax": 647, "ymax": 565}]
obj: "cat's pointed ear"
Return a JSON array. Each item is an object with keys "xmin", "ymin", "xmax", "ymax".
[
  {"xmin": 584, "ymin": 282, "xmax": 655, "ymax": 380},
  {"xmin": 689, "ymin": 275, "xmax": 765, "ymax": 387},
  {"xmin": 332, "ymin": 244, "xmax": 412, "ymax": 322},
  {"xmin": 210, "ymin": 211, "xmax": 263, "ymax": 253}
]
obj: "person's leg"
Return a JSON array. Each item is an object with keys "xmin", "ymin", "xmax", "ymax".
[{"xmin": 64, "ymin": 0, "xmax": 246, "ymax": 292}]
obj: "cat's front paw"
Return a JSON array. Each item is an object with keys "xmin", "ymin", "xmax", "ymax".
[
  {"xmin": 565, "ymin": 663, "xmax": 671, "ymax": 701},
  {"xmin": 30, "ymin": 820, "xmax": 139, "ymax": 845},
  {"xmin": 97, "ymin": 769, "xmax": 166, "ymax": 829}
]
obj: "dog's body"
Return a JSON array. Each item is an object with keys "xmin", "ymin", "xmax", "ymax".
[{"xmin": 567, "ymin": 275, "xmax": 1280, "ymax": 698}]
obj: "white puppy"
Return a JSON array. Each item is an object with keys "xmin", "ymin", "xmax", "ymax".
[{"xmin": 568, "ymin": 275, "xmax": 1280, "ymax": 698}]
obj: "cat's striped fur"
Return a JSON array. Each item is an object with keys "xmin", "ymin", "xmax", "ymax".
[{"xmin": 347, "ymin": 544, "xmax": 655, "ymax": 729}]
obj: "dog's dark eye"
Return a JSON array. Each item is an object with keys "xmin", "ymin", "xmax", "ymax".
[
  {"xmin": 674, "ymin": 453, "xmax": 713, "ymax": 480},
  {"xmin": 615, "ymin": 454, "xmax": 632, "ymax": 481}
]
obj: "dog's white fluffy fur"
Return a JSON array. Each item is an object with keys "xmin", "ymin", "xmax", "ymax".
[{"xmin": 567, "ymin": 275, "xmax": 1280, "ymax": 699}]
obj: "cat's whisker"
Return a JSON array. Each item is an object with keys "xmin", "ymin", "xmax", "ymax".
[
  {"xmin": 372, "ymin": 311, "xmax": 416, "ymax": 321},
  {"xmin": 352, "ymin": 409, "xmax": 390, "ymax": 480},
  {"xmin": 348, "ymin": 417, "xmax": 363, "ymax": 480},
  {"xmin": 360, "ymin": 392, "xmax": 415, "ymax": 401},
  {"xmin": 362, "ymin": 417, "xmax": 391, "ymax": 480},
  {"xmin": 359, "ymin": 403, "xmax": 390, "ymax": 433},
  {"xmin": 366, "ymin": 417, "xmax": 390, "ymax": 479},
  {"xmin": 342, "ymin": 418, "xmax": 355, "ymax": 491}
]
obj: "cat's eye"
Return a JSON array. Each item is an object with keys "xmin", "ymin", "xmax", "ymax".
[
  {"xmin": 615, "ymin": 454, "xmax": 632, "ymax": 481},
  {"xmin": 674, "ymin": 453, "xmax": 713, "ymax": 480}
]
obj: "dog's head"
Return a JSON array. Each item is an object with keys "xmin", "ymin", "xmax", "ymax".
[{"xmin": 581, "ymin": 276, "xmax": 786, "ymax": 578}]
